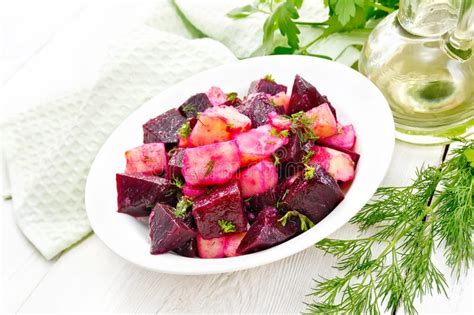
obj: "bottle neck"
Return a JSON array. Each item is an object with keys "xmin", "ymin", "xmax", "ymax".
[
  {"xmin": 444, "ymin": 0, "xmax": 474, "ymax": 61},
  {"xmin": 398, "ymin": 0, "xmax": 460, "ymax": 37}
]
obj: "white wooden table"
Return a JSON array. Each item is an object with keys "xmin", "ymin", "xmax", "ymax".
[{"xmin": 1, "ymin": 1, "xmax": 473, "ymax": 313}]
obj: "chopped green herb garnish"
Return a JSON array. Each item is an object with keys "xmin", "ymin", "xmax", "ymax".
[
  {"xmin": 337, "ymin": 126, "xmax": 343, "ymax": 134},
  {"xmin": 263, "ymin": 74, "xmax": 275, "ymax": 82},
  {"xmin": 204, "ymin": 160, "xmax": 215, "ymax": 177},
  {"xmin": 171, "ymin": 176, "xmax": 184, "ymax": 189},
  {"xmin": 302, "ymin": 149, "xmax": 315, "ymax": 164},
  {"xmin": 304, "ymin": 165, "xmax": 316, "ymax": 180},
  {"xmin": 279, "ymin": 210, "xmax": 315, "ymax": 231},
  {"xmin": 271, "ymin": 127, "xmax": 289, "ymax": 138},
  {"xmin": 218, "ymin": 220, "xmax": 236, "ymax": 233},
  {"xmin": 282, "ymin": 111, "xmax": 318, "ymax": 144},
  {"xmin": 179, "ymin": 121, "xmax": 192, "ymax": 138},
  {"xmin": 276, "ymin": 188, "xmax": 289, "ymax": 209},
  {"xmin": 279, "ymin": 129, "xmax": 289, "ymax": 138},
  {"xmin": 273, "ymin": 153, "xmax": 281, "ymax": 166},
  {"xmin": 173, "ymin": 197, "xmax": 193, "ymax": 218},
  {"xmin": 182, "ymin": 104, "xmax": 196, "ymax": 116},
  {"xmin": 226, "ymin": 92, "xmax": 238, "ymax": 102}
]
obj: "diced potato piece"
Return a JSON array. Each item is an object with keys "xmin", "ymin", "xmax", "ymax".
[
  {"xmin": 305, "ymin": 103, "xmax": 337, "ymax": 139},
  {"xmin": 238, "ymin": 159, "xmax": 278, "ymax": 198},
  {"xmin": 310, "ymin": 145, "xmax": 355, "ymax": 182},
  {"xmin": 182, "ymin": 140, "xmax": 240, "ymax": 186},
  {"xmin": 188, "ymin": 106, "xmax": 251, "ymax": 147},
  {"xmin": 125, "ymin": 143, "xmax": 167, "ymax": 175},
  {"xmin": 235, "ymin": 124, "xmax": 288, "ymax": 166}
]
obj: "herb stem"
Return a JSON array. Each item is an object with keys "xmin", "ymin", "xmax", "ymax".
[
  {"xmin": 299, "ymin": 34, "xmax": 324, "ymax": 54},
  {"xmin": 373, "ymin": 2, "xmax": 396, "ymax": 13},
  {"xmin": 294, "ymin": 21, "xmax": 327, "ymax": 26}
]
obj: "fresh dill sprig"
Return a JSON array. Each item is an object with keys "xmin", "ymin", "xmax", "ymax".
[
  {"xmin": 307, "ymin": 138, "xmax": 474, "ymax": 315},
  {"xmin": 283, "ymin": 111, "xmax": 318, "ymax": 144}
]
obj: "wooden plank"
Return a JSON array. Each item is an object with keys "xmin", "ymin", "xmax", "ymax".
[{"xmin": 16, "ymin": 142, "xmax": 448, "ymax": 313}]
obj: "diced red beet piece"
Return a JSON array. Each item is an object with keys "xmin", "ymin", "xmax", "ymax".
[
  {"xmin": 235, "ymin": 124, "xmax": 289, "ymax": 166},
  {"xmin": 247, "ymin": 183, "xmax": 284, "ymax": 214},
  {"xmin": 305, "ymin": 103, "xmax": 338, "ymax": 139},
  {"xmin": 166, "ymin": 148, "xmax": 185, "ymax": 179},
  {"xmin": 125, "ymin": 143, "xmax": 167, "ymax": 175},
  {"xmin": 116, "ymin": 173, "xmax": 176, "ymax": 217},
  {"xmin": 206, "ymin": 86, "xmax": 227, "ymax": 106},
  {"xmin": 237, "ymin": 93, "xmax": 283, "ymax": 128},
  {"xmin": 143, "ymin": 108, "xmax": 187, "ymax": 147},
  {"xmin": 221, "ymin": 93, "xmax": 243, "ymax": 107},
  {"xmin": 197, "ymin": 234, "xmax": 226, "ymax": 258},
  {"xmin": 178, "ymin": 93, "xmax": 212, "ymax": 118},
  {"xmin": 238, "ymin": 159, "xmax": 278, "ymax": 198},
  {"xmin": 224, "ymin": 232, "xmax": 246, "ymax": 257},
  {"xmin": 173, "ymin": 238, "xmax": 199, "ymax": 257},
  {"xmin": 274, "ymin": 133, "xmax": 303, "ymax": 164},
  {"xmin": 182, "ymin": 184, "xmax": 207, "ymax": 198},
  {"xmin": 188, "ymin": 106, "xmax": 251, "ymax": 147},
  {"xmin": 149, "ymin": 203, "xmax": 196, "ymax": 254},
  {"xmin": 182, "ymin": 140, "xmax": 240, "ymax": 186},
  {"xmin": 248, "ymin": 78, "xmax": 288, "ymax": 96},
  {"xmin": 309, "ymin": 145, "xmax": 355, "ymax": 182},
  {"xmin": 287, "ymin": 75, "xmax": 337, "ymax": 118},
  {"xmin": 192, "ymin": 181, "xmax": 247, "ymax": 239},
  {"xmin": 236, "ymin": 207, "xmax": 299, "ymax": 255},
  {"xmin": 274, "ymin": 134, "xmax": 305, "ymax": 180},
  {"xmin": 281, "ymin": 166, "xmax": 344, "ymax": 223},
  {"xmin": 319, "ymin": 124, "xmax": 356, "ymax": 150}
]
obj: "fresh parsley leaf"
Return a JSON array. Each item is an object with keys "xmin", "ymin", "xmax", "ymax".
[
  {"xmin": 263, "ymin": 0, "xmax": 301, "ymax": 52},
  {"xmin": 334, "ymin": 0, "xmax": 357, "ymax": 25},
  {"xmin": 218, "ymin": 220, "xmax": 236, "ymax": 233}
]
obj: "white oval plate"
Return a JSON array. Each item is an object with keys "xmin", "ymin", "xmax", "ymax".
[{"xmin": 85, "ymin": 55, "xmax": 394, "ymax": 275}]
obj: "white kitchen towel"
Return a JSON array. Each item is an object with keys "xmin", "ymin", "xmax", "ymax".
[
  {"xmin": 2, "ymin": 0, "xmax": 366, "ymax": 259},
  {"xmin": 2, "ymin": 16, "xmax": 236, "ymax": 259}
]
